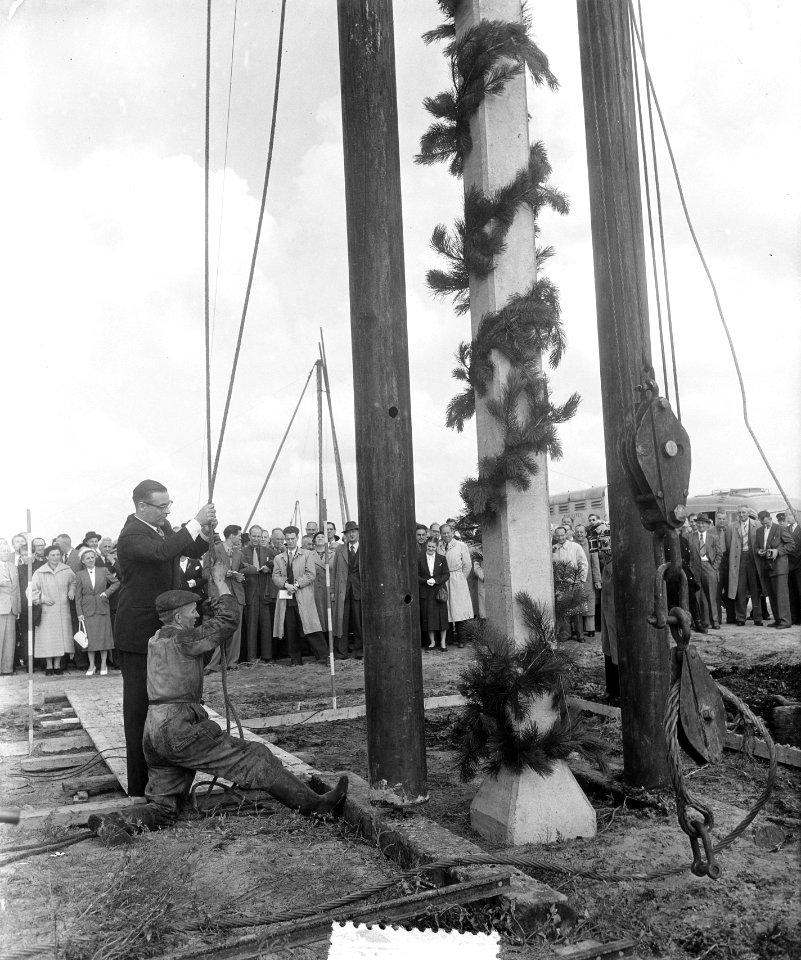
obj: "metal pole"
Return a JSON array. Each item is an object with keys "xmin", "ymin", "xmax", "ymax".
[
  {"xmin": 319, "ymin": 332, "xmax": 350, "ymax": 527},
  {"xmin": 577, "ymin": 0, "xmax": 669, "ymax": 787},
  {"xmin": 244, "ymin": 364, "xmax": 316, "ymax": 530},
  {"xmin": 316, "ymin": 360, "xmax": 325, "ymax": 533},
  {"xmin": 26, "ymin": 510, "xmax": 34, "ymax": 756},
  {"xmin": 323, "ymin": 508, "xmax": 337, "ymax": 710},
  {"xmin": 336, "ymin": 0, "xmax": 426, "ymax": 801}
]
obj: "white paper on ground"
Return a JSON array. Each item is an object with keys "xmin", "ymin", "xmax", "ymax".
[{"xmin": 327, "ymin": 921, "xmax": 499, "ymax": 959}]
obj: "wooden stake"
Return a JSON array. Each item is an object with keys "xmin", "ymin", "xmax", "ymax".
[
  {"xmin": 336, "ymin": 0, "xmax": 426, "ymax": 801},
  {"xmin": 26, "ymin": 509, "xmax": 34, "ymax": 756},
  {"xmin": 577, "ymin": 0, "xmax": 670, "ymax": 787}
]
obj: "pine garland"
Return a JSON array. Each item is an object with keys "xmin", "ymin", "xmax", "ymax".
[
  {"xmin": 453, "ymin": 593, "xmax": 609, "ymax": 782},
  {"xmin": 417, "ymin": 2, "xmax": 579, "ymax": 527}
]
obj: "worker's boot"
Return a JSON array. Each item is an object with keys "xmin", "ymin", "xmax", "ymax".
[{"xmin": 268, "ymin": 770, "xmax": 348, "ymax": 817}]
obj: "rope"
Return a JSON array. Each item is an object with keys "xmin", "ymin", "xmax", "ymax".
[
  {"xmin": 210, "ymin": 0, "xmax": 240, "ymax": 348},
  {"xmin": 209, "ymin": 0, "xmax": 288, "ymax": 497},
  {"xmin": 0, "ymin": 831, "xmax": 93, "ymax": 867},
  {"xmin": 629, "ymin": 10, "xmax": 670, "ymax": 406},
  {"xmin": 625, "ymin": 0, "xmax": 797, "ymax": 525},
  {"xmin": 204, "ymin": 0, "xmax": 213, "ymax": 495}
]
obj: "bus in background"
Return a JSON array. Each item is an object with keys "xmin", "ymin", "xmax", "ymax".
[{"xmin": 549, "ymin": 485, "xmax": 800, "ymax": 526}]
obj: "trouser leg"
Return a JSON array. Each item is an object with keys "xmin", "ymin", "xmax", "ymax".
[
  {"xmin": 284, "ymin": 604, "xmax": 303, "ymax": 664},
  {"xmin": 347, "ymin": 594, "xmax": 363, "ymax": 651},
  {"xmin": 246, "ymin": 600, "xmax": 260, "ymax": 661},
  {"xmin": 604, "ymin": 655, "xmax": 620, "ymax": 699},
  {"xmin": 306, "ymin": 631, "xmax": 328, "ymax": 662},
  {"xmin": 119, "ymin": 650, "xmax": 149, "ymax": 797},
  {"xmin": 700, "ymin": 566, "xmax": 719, "ymax": 627},
  {"xmin": 260, "ymin": 603, "xmax": 275, "ymax": 660},
  {"xmin": 771, "ymin": 574, "xmax": 791, "ymax": 627}
]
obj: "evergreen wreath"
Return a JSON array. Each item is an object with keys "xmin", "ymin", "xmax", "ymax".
[
  {"xmin": 453, "ymin": 592, "xmax": 609, "ymax": 782},
  {"xmin": 417, "ymin": 2, "xmax": 579, "ymax": 527}
]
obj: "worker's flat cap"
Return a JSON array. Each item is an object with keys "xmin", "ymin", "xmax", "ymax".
[{"xmin": 155, "ymin": 590, "xmax": 200, "ymax": 614}]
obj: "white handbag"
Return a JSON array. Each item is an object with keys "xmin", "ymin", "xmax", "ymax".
[{"xmin": 73, "ymin": 617, "xmax": 89, "ymax": 650}]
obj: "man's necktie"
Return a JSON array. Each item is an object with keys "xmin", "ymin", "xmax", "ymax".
[{"xmin": 156, "ymin": 527, "xmax": 165, "ymax": 540}]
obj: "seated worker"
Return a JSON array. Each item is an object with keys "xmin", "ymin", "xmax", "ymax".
[{"xmin": 89, "ymin": 564, "xmax": 347, "ymax": 843}]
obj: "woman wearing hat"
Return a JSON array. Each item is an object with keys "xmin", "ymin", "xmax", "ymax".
[
  {"xmin": 74, "ymin": 547, "xmax": 120, "ymax": 676},
  {"xmin": 28, "ymin": 544, "xmax": 76, "ymax": 675}
]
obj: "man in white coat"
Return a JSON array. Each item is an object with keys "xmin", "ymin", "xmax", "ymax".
[
  {"xmin": 725, "ymin": 504, "xmax": 762, "ymax": 626},
  {"xmin": 440, "ymin": 523, "xmax": 474, "ymax": 648},
  {"xmin": 271, "ymin": 526, "xmax": 327, "ymax": 665}
]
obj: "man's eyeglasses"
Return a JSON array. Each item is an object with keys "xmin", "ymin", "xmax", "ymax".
[{"xmin": 141, "ymin": 500, "xmax": 173, "ymax": 511}]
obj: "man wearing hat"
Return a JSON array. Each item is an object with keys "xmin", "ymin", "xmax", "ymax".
[
  {"xmin": 692, "ymin": 515, "xmax": 721, "ymax": 630},
  {"xmin": 754, "ymin": 511, "xmax": 796, "ymax": 629},
  {"xmin": 87, "ymin": 569, "xmax": 347, "ymax": 843},
  {"xmin": 332, "ymin": 520, "xmax": 362, "ymax": 659}
]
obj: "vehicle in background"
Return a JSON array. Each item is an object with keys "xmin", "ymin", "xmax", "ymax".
[{"xmin": 549, "ymin": 485, "xmax": 799, "ymax": 526}]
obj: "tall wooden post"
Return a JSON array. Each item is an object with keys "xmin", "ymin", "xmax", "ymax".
[
  {"xmin": 577, "ymin": 0, "xmax": 670, "ymax": 787},
  {"xmin": 458, "ymin": 0, "xmax": 595, "ymax": 845},
  {"xmin": 457, "ymin": 0, "xmax": 555, "ymax": 640},
  {"xmin": 336, "ymin": 0, "xmax": 427, "ymax": 802}
]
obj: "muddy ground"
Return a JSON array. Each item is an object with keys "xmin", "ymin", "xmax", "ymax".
[{"xmin": 1, "ymin": 623, "xmax": 799, "ymax": 959}]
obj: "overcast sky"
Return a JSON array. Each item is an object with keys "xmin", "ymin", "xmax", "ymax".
[{"xmin": 1, "ymin": 0, "xmax": 798, "ymax": 543}]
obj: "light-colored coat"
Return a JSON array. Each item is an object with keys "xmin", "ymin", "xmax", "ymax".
[
  {"xmin": 443, "ymin": 539, "xmax": 474, "ymax": 623},
  {"xmin": 272, "ymin": 549, "xmax": 323, "ymax": 638},
  {"xmin": 29, "ymin": 562, "xmax": 76, "ymax": 658},
  {"xmin": 725, "ymin": 519, "xmax": 759, "ymax": 600},
  {"xmin": 0, "ymin": 561, "xmax": 20, "ymax": 616}
]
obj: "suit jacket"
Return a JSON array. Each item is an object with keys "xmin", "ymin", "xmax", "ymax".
[
  {"xmin": 271, "ymin": 548, "xmax": 322, "ymax": 636},
  {"xmin": 755, "ymin": 523, "xmax": 796, "ymax": 579},
  {"xmin": 115, "ymin": 515, "xmax": 209, "ymax": 654},
  {"xmin": 691, "ymin": 530, "xmax": 721, "ymax": 572},
  {"xmin": 243, "ymin": 543, "xmax": 271, "ymax": 605},
  {"xmin": 62, "ymin": 549, "xmax": 84, "ymax": 574},
  {"xmin": 180, "ymin": 558, "xmax": 205, "ymax": 595},
  {"xmin": 725, "ymin": 518, "xmax": 760, "ymax": 599},
  {"xmin": 0, "ymin": 561, "xmax": 20, "ymax": 616},
  {"xmin": 789, "ymin": 525, "xmax": 801, "ymax": 573},
  {"xmin": 417, "ymin": 551, "xmax": 449, "ymax": 600},
  {"xmin": 74, "ymin": 566, "xmax": 119, "ymax": 618},
  {"xmin": 208, "ymin": 542, "xmax": 254, "ymax": 606},
  {"xmin": 332, "ymin": 542, "xmax": 362, "ymax": 637},
  {"xmin": 262, "ymin": 545, "xmax": 281, "ymax": 602}
]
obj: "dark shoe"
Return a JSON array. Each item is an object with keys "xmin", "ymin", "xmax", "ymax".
[
  {"xmin": 775, "ymin": 624, "xmax": 791, "ymax": 630},
  {"xmin": 753, "ymin": 621, "xmax": 763, "ymax": 626},
  {"xmin": 45, "ymin": 668, "xmax": 53, "ymax": 676},
  {"xmin": 711, "ymin": 624, "xmax": 721, "ymax": 630},
  {"xmin": 259, "ymin": 658, "xmax": 273, "ymax": 663},
  {"xmin": 584, "ymin": 631, "xmax": 596, "ymax": 638},
  {"xmin": 268, "ymin": 769, "xmax": 348, "ymax": 816},
  {"xmin": 696, "ymin": 626, "xmax": 708, "ymax": 634},
  {"xmin": 54, "ymin": 668, "xmax": 63, "ymax": 676},
  {"xmin": 352, "ymin": 651, "xmax": 364, "ymax": 660},
  {"xmin": 735, "ymin": 620, "xmax": 745, "ymax": 626}
]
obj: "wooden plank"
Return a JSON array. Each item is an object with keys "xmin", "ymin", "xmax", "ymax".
[
  {"xmin": 243, "ymin": 694, "xmax": 466, "ymax": 731},
  {"xmin": 21, "ymin": 751, "xmax": 97, "ymax": 772},
  {"xmin": 40, "ymin": 717, "xmax": 81, "ymax": 730},
  {"xmin": 569, "ymin": 696, "xmax": 621, "ymax": 720},
  {"xmin": 155, "ymin": 874, "xmax": 513, "ymax": 960},
  {"xmin": 555, "ymin": 939, "xmax": 637, "ymax": 960},
  {"xmin": 62, "ymin": 774, "xmax": 119, "ymax": 796},
  {"xmin": 36, "ymin": 732, "xmax": 94, "ymax": 753},
  {"xmin": 0, "ymin": 741, "xmax": 30, "ymax": 759},
  {"xmin": 16, "ymin": 796, "xmax": 138, "ymax": 828}
]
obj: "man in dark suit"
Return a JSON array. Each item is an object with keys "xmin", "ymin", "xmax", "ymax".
[
  {"xmin": 205, "ymin": 525, "xmax": 253, "ymax": 670},
  {"xmin": 779, "ymin": 512, "xmax": 801, "ymax": 624},
  {"xmin": 242, "ymin": 524, "xmax": 274, "ymax": 662},
  {"xmin": 692, "ymin": 515, "xmax": 721, "ymax": 629},
  {"xmin": 116, "ymin": 479, "xmax": 215, "ymax": 797},
  {"xmin": 415, "ymin": 523, "xmax": 429, "ymax": 556},
  {"xmin": 755, "ymin": 510, "xmax": 796, "ymax": 629},
  {"xmin": 679, "ymin": 519, "xmax": 706, "ymax": 632},
  {"xmin": 332, "ymin": 520, "xmax": 363, "ymax": 659}
]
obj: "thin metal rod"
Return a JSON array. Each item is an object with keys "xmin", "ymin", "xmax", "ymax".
[
  {"xmin": 323, "ymin": 514, "xmax": 337, "ymax": 710},
  {"xmin": 244, "ymin": 364, "xmax": 316, "ymax": 530},
  {"xmin": 26, "ymin": 510, "xmax": 34, "ymax": 756},
  {"xmin": 319, "ymin": 331, "xmax": 350, "ymax": 526},
  {"xmin": 316, "ymin": 360, "xmax": 325, "ymax": 532},
  {"xmin": 204, "ymin": 0, "xmax": 213, "ymax": 495}
]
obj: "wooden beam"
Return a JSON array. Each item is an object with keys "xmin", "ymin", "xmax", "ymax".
[
  {"xmin": 577, "ymin": 0, "xmax": 670, "ymax": 788},
  {"xmin": 336, "ymin": 0, "xmax": 426, "ymax": 802},
  {"xmin": 242, "ymin": 694, "xmax": 466, "ymax": 731}
]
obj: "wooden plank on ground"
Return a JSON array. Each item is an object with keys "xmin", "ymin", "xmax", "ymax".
[
  {"xmin": 65, "ymin": 688, "xmax": 128, "ymax": 792},
  {"xmin": 36, "ymin": 732, "xmax": 94, "ymax": 753},
  {"xmin": 62, "ymin": 774, "xmax": 119, "ymax": 796},
  {"xmin": 243, "ymin": 694, "xmax": 466, "ymax": 730},
  {"xmin": 16, "ymin": 796, "xmax": 137, "ymax": 828},
  {"xmin": 21, "ymin": 751, "xmax": 97, "ymax": 772},
  {"xmin": 40, "ymin": 717, "xmax": 81, "ymax": 730}
]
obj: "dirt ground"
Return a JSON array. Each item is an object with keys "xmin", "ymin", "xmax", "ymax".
[{"xmin": 1, "ymin": 623, "xmax": 799, "ymax": 959}]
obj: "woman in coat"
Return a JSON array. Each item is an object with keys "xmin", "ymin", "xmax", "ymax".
[
  {"xmin": 573, "ymin": 524, "xmax": 602, "ymax": 638},
  {"xmin": 74, "ymin": 547, "xmax": 120, "ymax": 676},
  {"xmin": 311, "ymin": 532, "xmax": 335, "ymax": 651},
  {"xmin": 29, "ymin": 544, "xmax": 76, "ymax": 675},
  {"xmin": 0, "ymin": 544, "xmax": 20, "ymax": 675},
  {"xmin": 272, "ymin": 529, "xmax": 327, "ymax": 665},
  {"xmin": 418, "ymin": 535, "xmax": 450, "ymax": 650},
  {"xmin": 439, "ymin": 523, "xmax": 474, "ymax": 647}
]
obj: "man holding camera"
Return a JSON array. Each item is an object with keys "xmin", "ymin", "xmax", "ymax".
[{"xmin": 754, "ymin": 510, "xmax": 795, "ymax": 629}]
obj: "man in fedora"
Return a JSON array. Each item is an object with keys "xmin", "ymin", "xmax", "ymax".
[
  {"xmin": 332, "ymin": 520, "xmax": 362, "ymax": 659},
  {"xmin": 754, "ymin": 510, "xmax": 796, "ymax": 629}
]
